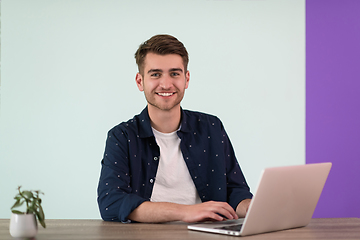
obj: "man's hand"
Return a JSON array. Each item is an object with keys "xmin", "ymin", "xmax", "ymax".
[
  {"xmin": 179, "ymin": 201, "xmax": 238, "ymax": 223},
  {"xmin": 128, "ymin": 201, "xmax": 238, "ymax": 223}
]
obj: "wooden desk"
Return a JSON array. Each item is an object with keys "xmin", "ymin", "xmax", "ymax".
[{"xmin": 1, "ymin": 218, "xmax": 359, "ymax": 239}]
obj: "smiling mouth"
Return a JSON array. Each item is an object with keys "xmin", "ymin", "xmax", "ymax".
[{"xmin": 157, "ymin": 92, "xmax": 174, "ymax": 97}]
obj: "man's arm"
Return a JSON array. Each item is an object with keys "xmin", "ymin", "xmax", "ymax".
[
  {"xmin": 98, "ymin": 126, "xmax": 149, "ymax": 222},
  {"xmin": 128, "ymin": 201, "xmax": 239, "ymax": 223},
  {"xmin": 220, "ymin": 122, "xmax": 253, "ymax": 212},
  {"xmin": 236, "ymin": 199, "xmax": 251, "ymax": 218}
]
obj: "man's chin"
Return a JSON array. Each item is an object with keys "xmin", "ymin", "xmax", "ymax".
[{"xmin": 148, "ymin": 102, "xmax": 181, "ymax": 112}]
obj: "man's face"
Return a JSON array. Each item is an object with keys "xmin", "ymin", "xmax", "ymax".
[{"xmin": 136, "ymin": 53, "xmax": 190, "ymax": 112}]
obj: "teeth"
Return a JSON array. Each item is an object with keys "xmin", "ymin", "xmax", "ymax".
[{"xmin": 158, "ymin": 93, "xmax": 173, "ymax": 96}]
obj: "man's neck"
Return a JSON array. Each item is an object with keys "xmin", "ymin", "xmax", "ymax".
[{"xmin": 148, "ymin": 105, "xmax": 181, "ymax": 133}]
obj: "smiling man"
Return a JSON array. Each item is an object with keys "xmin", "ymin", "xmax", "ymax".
[
  {"xmin": 97, "ymin": 34, "xmax": 252, "ymax": 223},
  {"xmin": 135, "ymin": 52, "xmax": 189, "ymax": 133}
]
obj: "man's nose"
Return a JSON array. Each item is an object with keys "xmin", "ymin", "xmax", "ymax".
[{"xmin": 159, "ymin": 75, "xmax": 172, "ymax": 89}]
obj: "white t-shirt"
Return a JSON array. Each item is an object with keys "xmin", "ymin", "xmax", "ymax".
[{"xmin": 150, "ymin": 127, "xmax": 202, "ymax": 205}]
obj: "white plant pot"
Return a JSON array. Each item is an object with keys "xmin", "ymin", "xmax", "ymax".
[{"xmin": 9, "ymin": 213, "xmax": 38, "ymax": 238}]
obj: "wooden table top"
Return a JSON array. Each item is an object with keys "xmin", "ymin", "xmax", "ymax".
[{"xmin": 1, "ymin": 218, "xmax": 360, "ymax": 239}]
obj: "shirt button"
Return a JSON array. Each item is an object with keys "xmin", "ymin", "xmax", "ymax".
[
  {"xmin": 154, "ymin": 156, "xmax": 158, "ymax": 161},
  {"xmin": 150, "ymin": 179, "xmax": 154, "ymax": 183}
]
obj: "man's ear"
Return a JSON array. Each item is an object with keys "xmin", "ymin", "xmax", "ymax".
[
  {"xmin": 135, "ymin": 73, "xmax": 144, "ymax": 91},
  {"xmin": 185, "ymin": 70, "xmax": 190, "ymax": 89}
]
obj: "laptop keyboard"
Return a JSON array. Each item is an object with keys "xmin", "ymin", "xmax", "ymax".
[{"xmin": 217, "ymin": 224, "xmax": 243, "ymax": 231}]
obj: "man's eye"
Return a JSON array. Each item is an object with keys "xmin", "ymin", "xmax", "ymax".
[
  {"xmin": 151, "ymin": 73, "xmax": 160, "ymax": 77},
  {"xmin": 170, "ymin": 72, "xmax": 180, "ymax": 77}
]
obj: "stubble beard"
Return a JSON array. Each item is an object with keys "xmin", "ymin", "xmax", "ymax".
[{"xmin": 145, "ymin": 90, "xmax": 184, "ymax": 112}]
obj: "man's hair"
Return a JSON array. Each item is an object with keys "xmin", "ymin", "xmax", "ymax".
[{"xmin": 134, "ymin": 34, "xmax": 189, "ymax": 75}]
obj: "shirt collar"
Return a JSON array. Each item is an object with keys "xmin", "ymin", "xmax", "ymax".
[
  {"xmin": 137, "ymin": 107, "xmax": 153, "ymax": 138},
  {"xmin": 137, "ymin": 106, "xmax": 192, "ymax": 138},
  {"xmin": 179, "ymin": 108, "xmax": 192, "ymax": 133}
]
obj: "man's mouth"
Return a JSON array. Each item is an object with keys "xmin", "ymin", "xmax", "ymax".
[{"xmin": 157, "ymin": 92, "xmax": 174, "ymax": 97}]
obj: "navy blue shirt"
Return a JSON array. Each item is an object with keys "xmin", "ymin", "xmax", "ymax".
[{"xmin": 97, "ymin": 107, "xmax": 252, "ymax": 222}]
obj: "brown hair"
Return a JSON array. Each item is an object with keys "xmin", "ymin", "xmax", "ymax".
[{"xmin": 134, "ymin": 34, "xmax": 189, "ymax": 75}]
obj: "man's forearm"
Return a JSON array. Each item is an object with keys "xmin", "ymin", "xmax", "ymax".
[
  {"xmin": 236, "ymin": 199, "xmax": 252, "ymax": 218},
  {"xmin": 127, "ymin": 201, "xmax": 184, "ymax": 223},
  {"xmin": 128, "ymin": 200, "xmax": 239, "ymax": 223}
]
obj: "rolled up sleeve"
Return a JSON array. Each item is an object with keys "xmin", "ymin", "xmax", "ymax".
[{"xmin": 97, "ymin": 127, "xmax": 147, "ymax": 222}]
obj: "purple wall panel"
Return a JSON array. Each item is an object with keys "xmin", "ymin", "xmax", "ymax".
[{"xmin": 306, "ymin": 0, "xmax": 360, "ymax": 218}]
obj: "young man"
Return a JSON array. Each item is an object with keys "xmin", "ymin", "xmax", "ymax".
[{"xmin": 97, "ymin": 34, "xmax": 252, "ymax": 223}]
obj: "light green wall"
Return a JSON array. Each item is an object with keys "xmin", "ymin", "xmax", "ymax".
[{"xmin": 0, "ymin": 0, "xmax": 305, "ymax": 219}]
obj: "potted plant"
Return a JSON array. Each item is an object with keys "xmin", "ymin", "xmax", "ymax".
[{"xmin": 9, "ymin": 186, "xmax": 46, "ymax": 238}]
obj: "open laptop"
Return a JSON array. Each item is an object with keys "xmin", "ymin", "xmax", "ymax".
[{"xmin": 187, "ymin": 162, "xmax": 332, "ymax": 236}]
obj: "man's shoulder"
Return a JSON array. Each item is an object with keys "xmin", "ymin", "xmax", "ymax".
[
  {"xmin": 107, "ymin": 117, "xmax": 137, "ymax": 135},
  {"xmin": 183, "ymin": 109, "xmax": 220, "ymax": 120},
  {"xmin": 108, "ymin": 108, "xmax": 152, "ymax": 137},
  {"xmin": 180, "ymin": 109, "xmax": 225, "ymax": 139},
  {"xmin": 110, "ymin": 110, "xmax": 146, "ymax": 132},
  {"xmin": 182, "ymin": 109, "xmax": 223, "ymax": 127}
]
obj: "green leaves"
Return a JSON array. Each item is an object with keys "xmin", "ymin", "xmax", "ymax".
[
  {"xmin": 11, "ymin": 198, "xmax": 24, "ymax": 209},
  {"xmin": 11, "ymin": 210, "xmax": 24, "ymax": 215},
  {"xmin": 36, "ymin": 204, "xmax": 46, "ymax": 228},
  {"xmin": 11, "ymin": 186, "xmax": 46, "ymax": 228},
  {"xmin": 22, "ymin": 191, "xmax": 34, "ymax": 200}
]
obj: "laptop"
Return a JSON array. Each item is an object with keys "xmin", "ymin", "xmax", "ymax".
[{"xmin": 187, "ymin": 162, "xmax": 332, "ymax": 236}]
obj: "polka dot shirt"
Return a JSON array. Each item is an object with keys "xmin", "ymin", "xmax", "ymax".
[{"xmin": 97, "ymin": 107, "xmax": 253, "ymax": 222}]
